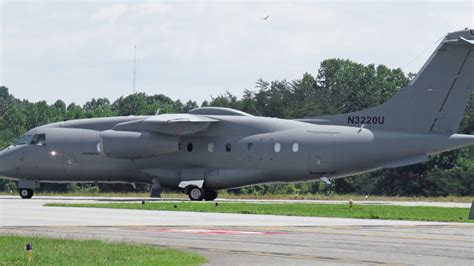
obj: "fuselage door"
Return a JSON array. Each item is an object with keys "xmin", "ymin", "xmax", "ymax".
[
  {"xmin": 308, "ymin": 132, "xmax": 335, "ymax": 174},
  {"xmin": 62, "ymin": 129, "xmax": 83, "ymax": 179}
]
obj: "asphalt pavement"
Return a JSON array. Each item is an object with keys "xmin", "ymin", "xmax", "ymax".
[{"xmin": 1, "ymin": 197, "xmax": 473, "ymax": 265}]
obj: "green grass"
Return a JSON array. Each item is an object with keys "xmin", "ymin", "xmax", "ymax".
[
  {"xmin": 1, "ymin": 191, "xmax": 472, "ymax": 203},
  {"xmin": 46, "ymin": 201, "xmax": 473, "ymax": 223},
  {"xmin": 0, "ymin": 235, "xmax": 206, "ymax": 266}
]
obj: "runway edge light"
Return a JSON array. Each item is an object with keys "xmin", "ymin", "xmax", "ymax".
[{"xmin": 26, "ymin": 243, "xmax": 32, "ymax": 263}]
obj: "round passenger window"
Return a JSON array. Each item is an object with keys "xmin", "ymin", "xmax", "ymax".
[
  {"xmin": 208, "ymin": 142, "xmax": 215, "ymax": 152},
  {"xmin": 292, "ymin": 143, "xmax": 299, "ymax": 152},
  {"xmin": 274, "ymin": 142, "xmax": 281, "ymax": 153},
  {"xmin": 187, "ymin": 143, "xmax": 193, "ymax": 152},
  {"xmin": 247, "ymin": 143, "xmax": 253, "ymax": 151}
]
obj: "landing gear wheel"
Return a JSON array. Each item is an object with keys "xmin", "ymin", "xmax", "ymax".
[
  {"xmin": 188, "ymin": 186, "xmax": 204, "ymax": 201},
  {"xmin": 19, "ymin": 188, "xmax": 34, "ymax": 199},
  {"xmin": 203, "ymin": 190, "xmax": 218, "ymax": 201}
]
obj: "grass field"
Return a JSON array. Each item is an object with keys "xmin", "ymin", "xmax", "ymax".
[
  {"xmin": 1, "ymin": 191, "xmax": 472, "ymax": 203},
  {"xmin": 46, "ymin": 201, "xmax": 473, "ymax": 223},
  {"xmin": 0, "ymin": 235, "xmax": 206, "ymax": 266}
]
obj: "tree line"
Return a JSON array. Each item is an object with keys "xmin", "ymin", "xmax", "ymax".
[{"xmin": 1, "ymin": 58, "xmax": 473, "ymax": 196}]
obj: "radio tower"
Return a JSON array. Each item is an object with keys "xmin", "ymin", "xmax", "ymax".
[{"xmin": 132, "ymin": 45, "xmax": 137, "ymax": 94}]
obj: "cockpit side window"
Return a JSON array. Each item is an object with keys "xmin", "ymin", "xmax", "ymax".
[
  {"xmin": 29, "ymin": 134, "xmax": 46, "ymax": 146},
  {"xmin": 15, "ymin": 135, "xmax": 32, "ymax": 145}
]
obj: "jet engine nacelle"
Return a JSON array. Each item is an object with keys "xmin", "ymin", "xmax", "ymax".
[{"xmin": 99, "ymin": 130, "xmax": 179, "ymax": 159}]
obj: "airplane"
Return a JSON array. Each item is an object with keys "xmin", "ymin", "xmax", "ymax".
[{"xmin": 0, "ymin": 29, "xmax": 473, "ymax": 201}]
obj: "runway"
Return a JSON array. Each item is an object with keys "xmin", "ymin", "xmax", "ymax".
[{"xmin": 1, "ymin": 197, "xmax": 473, "ymax": 265}]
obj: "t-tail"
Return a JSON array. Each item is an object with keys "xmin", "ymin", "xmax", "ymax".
[{"xmin": 305, "ymin": 29, "xmax": 474, "ymax": 136}]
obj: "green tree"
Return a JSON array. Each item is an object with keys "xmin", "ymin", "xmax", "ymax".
[{"xmin": 83, "ymin": 98, "xmax": 115, "ymax": 118}]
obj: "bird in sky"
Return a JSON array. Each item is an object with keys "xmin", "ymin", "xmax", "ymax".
[{"xmin": 261, "ymin": 15, "xmax": 270, "ymax": 20}]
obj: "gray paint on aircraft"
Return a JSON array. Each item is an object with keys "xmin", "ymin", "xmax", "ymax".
[{"xmin": 1, "ymin": 29, "xmax": 473, "ymax": 200}]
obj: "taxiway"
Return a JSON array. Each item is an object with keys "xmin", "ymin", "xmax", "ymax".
[{"xmin": 1, "ymin": 197, "xmax": 473, "ymax": 265}]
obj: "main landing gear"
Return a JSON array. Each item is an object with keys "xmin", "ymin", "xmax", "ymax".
[
  {"xmin": 19, "ymin": 188, "xmax": 34, "ymax": 199},
  {"xmin": 185, "ymin": 186, "xmax": 218, "ymax": 201}
]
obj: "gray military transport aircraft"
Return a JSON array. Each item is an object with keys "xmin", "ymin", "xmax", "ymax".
[{"xmin": 1, "ymin": 29, "xmax": 473, "ymax": 200}]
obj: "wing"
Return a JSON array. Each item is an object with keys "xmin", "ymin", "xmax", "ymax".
[{"xmin": 112, "ymin": 114, "xmax": 218, "ymax": 135}]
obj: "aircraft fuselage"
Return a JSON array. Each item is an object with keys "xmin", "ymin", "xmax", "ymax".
[
  {"xmin": 1, "ymin": 115, "xmax": 472, "ymax": 191},
  {"xmin": 1, "ymin": 29, "xmax": 473, "ymax": 200}
]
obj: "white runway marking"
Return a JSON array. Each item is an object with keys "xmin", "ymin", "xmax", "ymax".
[{"xmin": 151, "ymin": 228, "xmax": 284, "ymax": 235}]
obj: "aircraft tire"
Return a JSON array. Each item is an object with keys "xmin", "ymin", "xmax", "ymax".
[
  {"xmin": 19, "ymin": 188, "xmax": 34, "ymax": 199},
  {"xmin": 203, "ymin": 190, "xmax": 218, "ymax": 201},
  {"xmin": 188, "ymin": 186, "xmax": 204, "ymax": 201}
]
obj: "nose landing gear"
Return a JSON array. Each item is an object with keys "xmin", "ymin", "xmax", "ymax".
[
  {"xmin": 19, "ymin": 188, "xmax": 34, "ymax": 199},
  {"xmin": 185, "ymin": 186, "xmax": 218, "ymax": 201},
  {"xmin": 17, "ymin": 180, "xmax": 39, "ymax": 199}
]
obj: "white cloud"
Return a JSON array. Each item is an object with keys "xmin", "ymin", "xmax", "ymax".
[
  {"xmin": 90, "ymin": 2, "xmax": 171, "ymax": 23},
  {"xmin": 90, "ymin": 4, "xmax": 129, "ymax": 23},
  {"xmin": 1, "ymin": 1, "xmax": 472, "ymax": 105}
]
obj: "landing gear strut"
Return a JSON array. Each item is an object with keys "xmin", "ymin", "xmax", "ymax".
[
  {"xmin": 185, "ymin": 186, "xmax": 218, "ymax": 201},
  {"xmin": 19, "ymin": 188, "xmax": 34, "ymax": 199},
  {"xmin": 150, "ymin": 178, "xmax": 161, "ymax": 198}
]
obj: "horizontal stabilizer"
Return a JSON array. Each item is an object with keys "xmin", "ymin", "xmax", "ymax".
[
  {"xmin": 442, "ymin": 36, "xmax": 474, "ymax": 45},
  {"xmin": 459, "ymin": 37, "xmax": 474, "ymax": 45},
  {"xmin": 460, "ymin": 37, "xmax": 474, "ymax": 45}
]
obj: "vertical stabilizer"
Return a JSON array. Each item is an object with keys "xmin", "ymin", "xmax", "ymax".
[{"xmin": 309, "ymin": 29, "xmax": 474, "ymax": 135}]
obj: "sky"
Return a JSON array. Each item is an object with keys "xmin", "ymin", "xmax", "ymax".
[{"xmin": 1, "ymin": 0, "xmax": 473, "ymax": 105}]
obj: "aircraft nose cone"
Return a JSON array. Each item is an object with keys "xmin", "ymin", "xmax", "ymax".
[{"xmin": 0, "ymin": 152, "xmax": 5, "ymax": 175}]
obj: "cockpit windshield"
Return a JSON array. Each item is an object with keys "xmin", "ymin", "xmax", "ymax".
[
  {"xmin": 14, "ymin": 134, "xmax": 46, "ymax": 146},
  {"xmin": 30, "ymin": 134, "xmax": 46, "ymax": 146},
  {"xmin": 15, "ymin": 135, "xmax": 32, "ymax": 145}
]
